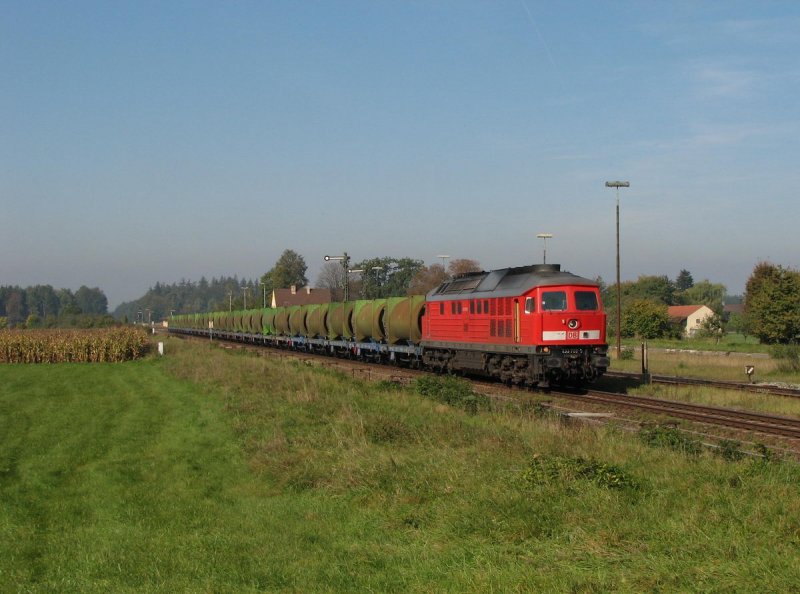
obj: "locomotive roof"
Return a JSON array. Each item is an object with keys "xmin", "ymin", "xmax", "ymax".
[{"xmin": 426, "ymin": 264, "xmax": 598, "ymax": 301}]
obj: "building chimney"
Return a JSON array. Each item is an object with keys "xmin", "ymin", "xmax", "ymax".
[{"xmin": 306, "ymin": 286, "xmax": 311, "ymax": 294}]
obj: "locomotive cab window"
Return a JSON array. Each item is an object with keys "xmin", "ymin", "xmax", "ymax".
[
  {"xmin": 575, "ymin": 291, "xmax": 599, "ymax": 311},
  {"xmin": 524, "ymin": 297, "xmax": 535, "ymax": 314},
  {"xmin": 541, "ymin": 291, "xmax": 567, "ymax": 311}
]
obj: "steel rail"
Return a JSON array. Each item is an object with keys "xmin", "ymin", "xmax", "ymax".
[
  {"xmin": 557, "ymin": 389, "xmax": 800, "ymax": 440},
  {"xmin": 603, "ymin": 370, "xmax": 800, "ymax": 399}
]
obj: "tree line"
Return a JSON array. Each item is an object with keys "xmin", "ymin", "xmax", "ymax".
[
  {"xmin": 0, "ymin": 285, "xmax": 110, "ymax": 329},
  {"xmin": 14, "ymin": 248, "xmax": 790, "ymax": 345},
  {"xmin": 607, "ymin": 263, "xmax": 800, "ymax": 345},
  {"xmin": 112, "ymin": 276, "xmax": 263, "ymax": 323},
  {"xmin": 114, "ymin": 250, "xmax": 483, "ymax": 322}
]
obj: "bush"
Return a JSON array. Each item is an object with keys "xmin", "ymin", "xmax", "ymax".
[
  {"xmin": 716, "ymin": 439, "xmax": 745, "ymax": 462},
  {"xmin": 621, "ymin": 299, "xmax": 671, "ymax": 339},
  {"xmin": 414, "ymin": 375, "xmax": 490, "ymax": 414},
  {"xmin": 769, "ymin": 344, "xmax": 800, "ymax": 373},
  {"xmin": 521, "ymin": 454, "xmax": 643, "ymax": 492},
  {"xmin": 639, "ymin": 424, "xmax": 702, "ymax": 456}
]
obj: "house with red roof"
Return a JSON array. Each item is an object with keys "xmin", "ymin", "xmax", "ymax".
[
  {"xmin": 270, "ymin": 285, "xmax": 332, "ymax": 308},
  {"xmin": 667, "ymin": 304, "xmax": 715, "ymax": 337}
]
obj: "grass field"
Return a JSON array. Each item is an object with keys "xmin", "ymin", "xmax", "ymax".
[
  {"xmin": 2, "ymin": 338, "xmax": 800, "ymax": 592},
  {"xmin": 611, "ymin": 345, "xmax": 800, "ymax": 385}
]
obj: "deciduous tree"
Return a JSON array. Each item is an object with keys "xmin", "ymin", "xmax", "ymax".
[
  {"xmin": 260, "ymin": 249, "xmax": 308, "ymax": 293},
  {"xmin": 408, "ymin": 263, "xmax": 448, "ymax": 296},
  {"xmin": 620, "ymin": 299, "xmax": 672, "ymax": 339},
  {"xmin": 682, "ymin": 280, "xmax": 727, "ymax": 313},
  {"xmin": 744, "ymin": 262, "xmax": 800, "ymax": 344},
  {"xmin": 448, "ymin": 258, "xmax": 481, "ymax": 277},
  {"xmin": 355, "ymin": 256, "xmax": 424, "ymax": 298}
]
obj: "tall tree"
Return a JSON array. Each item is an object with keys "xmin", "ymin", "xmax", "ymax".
[
  {"xmin": 260, "ymin": 249, "xmax": 308, "ymax": 292},
  {"xmin": 675, "ymin": 269, "xmax": 694, "ymax": 291},
  {"xmin": 316, "ymin": 261, "xmax": 346, "ymax": 301},
  {"xmin": 682, "ymin": 280, "xmax": 727, "ymax": 313},
  {"xmin": 623, "ymin": 275, "xmax": 677, "ymax": 306},
  {"xmin": 448, "ymin": 258, "xmax": 482, "ymax": 277},
  {"xmin": 75, "ymin": 286, "xmax": 109, "ymax": 315},
  {"xmin": 354, "ymin": 256, "xmax": 424, "ymax": 299},
  {"xmin": 407, "ymin": 263, "xmax": 448, "ymax": 296},
  {"xmin": 5, "ymin": 289, "xmax": 25, "ymax": 326},
  {"xmin": 744, "ymin": 262, "xmax": 800, "ymax": 344},
  {"xmin": 620, "ymin": 299, "xmax": 672, "ymax": 339},
  {"xmin": 26, "ymin": 285, "xmax": 59, "ymax": 320},
  {"xmin": 57, "ymin": 288, "xmax": 80, "ymax": 315}
]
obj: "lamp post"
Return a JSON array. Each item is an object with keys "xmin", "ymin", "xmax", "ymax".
[
  {"xmin": 242, "ymin": 285, "xmax": 248, "ymax": 310},
  {"xmin": 605, "ymin": 180, "xmax": 630, "ymax": 359},
  {"xmin": 324, "ymin": 252, "xmax": 351, "ymax": 301},
  {"xmin": 259, "ymin": 281, "xmax": 267, "ymax": 308},
  {"xmin": 536, "ymin": 233, "xmax": 553, "ymax": 264},
  {"xmin": 228, "ymin": 291, "xmax": 233, "ymax": 312}
]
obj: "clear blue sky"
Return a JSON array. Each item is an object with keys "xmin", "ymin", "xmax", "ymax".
[{"xmin": 3, "ymin": 1, "xmax": 798, "ymax": 307}]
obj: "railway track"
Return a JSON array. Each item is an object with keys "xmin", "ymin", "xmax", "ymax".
[
  {"xmin": 603, "ymin": 370, "xmax": 800, "ymax": 399},
  {"xmin": 169, "ymin": 332, "xmax": 800, "ymax": 443},
  {"xmin": 555, "ymin": 388, "xmax": 800, "ymax": 441}
]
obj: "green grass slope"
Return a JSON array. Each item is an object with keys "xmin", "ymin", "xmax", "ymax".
[{"xmin": 1, "ymin": 339, "xmax": 799, "ymax": 592}]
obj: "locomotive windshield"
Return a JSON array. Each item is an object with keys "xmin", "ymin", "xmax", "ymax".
[
  {"xmin": 541, "ymin": 291, "xmax": 567, "ymax": 311},
  {"xmin": 575, "ymin": 291, "xmax": 599, "ymax": 311}
]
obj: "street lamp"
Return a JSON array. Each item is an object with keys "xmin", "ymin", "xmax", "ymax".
[
  {"xmin": 242, "ymin": 285, "xmax": 248, "ymax": 310},
  {"xmin": 227, "ymin": 291, "xmax": 233, "ymax": 312},
  {"xmin": 324, "ymin": 252, "xmax": 351, "ymax": 301},
  {"xmin": 436, "ymin": 254, "xmax": 450, "ymax": 271},
  {"xmin": 536, "ymin": 233, "xmax": 553, "ymax": 264},
  {"xmin": 605, "ymin": 180, "xmax": 630, "ymax": 359},
  {"xmin": 259, "ymin": 281, "xmax": 267, "ymax": 308}
]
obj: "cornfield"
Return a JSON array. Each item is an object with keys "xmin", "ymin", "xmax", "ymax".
[{"xmin": 0, "ymin": 327, "xmax": 150, "ymax": 363}]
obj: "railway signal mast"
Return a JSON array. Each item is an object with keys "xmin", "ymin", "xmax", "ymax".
[
  {"xmin": 605, "ymin": 180, "xmax": 630, "ymax": 360},
  {"xmin": 324, "ymin": 252, "xmax": 352, "ymax": 302}
]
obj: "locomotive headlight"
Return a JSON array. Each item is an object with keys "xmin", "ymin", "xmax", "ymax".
[{"xmin": 568, "ymin": 319, "xmax": 580, "ymax": 330}]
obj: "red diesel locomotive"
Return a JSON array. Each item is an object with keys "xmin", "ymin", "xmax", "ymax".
[
  {"xmin": 169, "ymin": 262, "xmax": 609, "ymax": 388},
  {"xmin": 421, "ymin": 263, "xmax": 609, "ymax": 387}
]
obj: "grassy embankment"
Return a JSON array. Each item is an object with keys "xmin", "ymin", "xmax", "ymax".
[
  {"xmin": 611, "ymin": 336, "xmax": 800, "ymax": 384},
  {"xmin": 1, "ymin": 337, "xmax": 799, "ymax": 592},
  {"xmin": 606, "ymin": 336, "xmax": 800, "ymax": 415}
]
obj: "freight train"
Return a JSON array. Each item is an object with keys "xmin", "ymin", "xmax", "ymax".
[{"xmin": 169, "ymin": 263, "xmax": 610, "ymax": 388}]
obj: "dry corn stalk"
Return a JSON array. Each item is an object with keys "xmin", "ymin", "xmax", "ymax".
[{"xmin": 0, "ymin": 328, "xmax": 150, "ymax": 364}]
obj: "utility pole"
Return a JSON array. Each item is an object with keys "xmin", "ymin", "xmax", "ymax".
[{"xmin": 605, "ymin": 180, "xmax": 630, "ymax": 359}]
